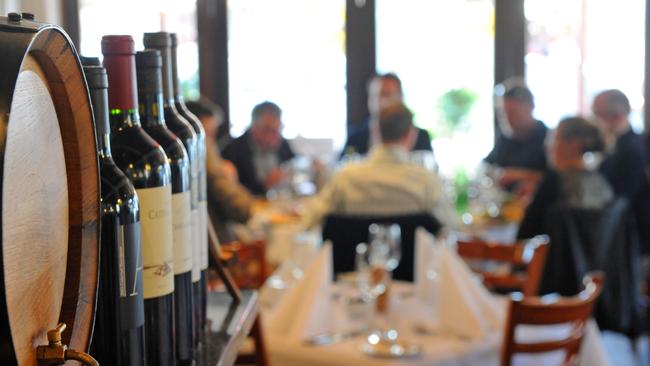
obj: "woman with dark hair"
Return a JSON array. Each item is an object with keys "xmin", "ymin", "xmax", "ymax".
[{"xmin": 517, "ymin": 116, "xmax": 614, "ymax": 239}]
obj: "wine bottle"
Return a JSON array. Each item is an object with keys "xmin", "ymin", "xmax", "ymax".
[
  {"xmin": 170, "ymin": 33, "xmax": 209, "ymax": 338},
  {"xmin": 135, "ymin": 49, "xmax": 195, "ymax": 366},
  {"xmin": 83, "ymin": 59, "xmax": 146, "ymax": 366},
  {"xmin": 102, "ymin": 35, "xmax": 176, "ymax": 366},
  {"xmin": 143, "ymin": 32, "xmax": 199, "ymax": 364}
]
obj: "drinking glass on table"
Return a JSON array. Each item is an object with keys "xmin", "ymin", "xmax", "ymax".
[
  {"xmin": 355, "ymin": 223, "xmax": 402, "ymax": 347},
  {"xmin": 368, "ymin": 223, "xmax": 401, "ymax": 272}
]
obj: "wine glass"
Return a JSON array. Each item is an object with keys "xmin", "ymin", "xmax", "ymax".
[
  {"xmin": 355, "ymin": 242, "xmax": 390, "ymax": 303},
  {"xmin": 368, "ymin": 223, "xmax": 401, "ymax": 273},
  {"xmin": 356, "ymin": 223, "xmax": 405, "ymax": 353}
]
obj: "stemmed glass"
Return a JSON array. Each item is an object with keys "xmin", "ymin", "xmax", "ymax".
[
  {"xmin": 356, "ymin": 223, "xmax": 407, "ymax": 355},
  {"xmin": 368, "ymin": 223, "xmax": 401, "ymax": 273}
]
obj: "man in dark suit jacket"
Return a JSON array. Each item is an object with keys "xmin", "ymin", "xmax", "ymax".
[
  {"xmin": 222, "ymin": 101, "xmax": 295, "ymax": 196},
  {"xmin": 340, "ymin": 73, "xmax": 432, "ymax": 158},
  {"xmin": 483, "ymin": 84, "xmax": 548, "ymax": 195},
  {"xmin": 593, "ymin": 89, "xmax": 650, "ymax": 253}
]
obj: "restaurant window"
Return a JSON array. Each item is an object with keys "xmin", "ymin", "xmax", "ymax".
[
  {"xmin": 79, "ymin": 0, "xmax": 200, "ymax": 100},
  {"xmin": 525, "ymin": 0, "xmax": 645, "ymax": 131},
  {"xmin": 376, "ymin": 0, "xmax": 495, "ymax": 177},
  {"xmin": 227, "ymin": 0, "xmax": 347, "ymax": 159}
]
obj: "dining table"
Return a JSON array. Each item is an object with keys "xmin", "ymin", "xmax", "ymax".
[
  {"xmin": 256, "ymin": 238, "xmax": 610, "ymax": 366},
  {"xmin": 239, "ymin": 174, "xmax": 611, "ymax": 366}
]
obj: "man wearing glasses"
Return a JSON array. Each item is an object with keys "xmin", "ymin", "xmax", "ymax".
[{"xmin": 222, "ymin": 101, "xmax": 295, "ymax": 196}]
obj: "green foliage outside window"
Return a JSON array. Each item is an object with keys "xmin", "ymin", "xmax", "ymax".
[
  {"xmin": 181, "ymin": 70, "xmax": 200, "ymax": 101},
  {"xmin": 434, "ymin": 87, "xmax": 478, "ymax": 137}
]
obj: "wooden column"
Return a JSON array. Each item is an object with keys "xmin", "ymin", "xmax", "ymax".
[
  {"xmin": 493, "ymin": 0, "xmax": 526, "ymax": 139},
  {"xmin": 197, "ymin": 0, "xmax": 230, "ymax": 140},
  {"xmin": 61, "ymin": 0, "xmax": 80, "ymax": 49},
  {"xmin": 645, "ymin": 0, "xmax": 650, "ymax": 132},
  {"xmin": 345, "ymin": 0, "xmax": 376, "ymax": 130},
  {"xmin": 494, "ymin": 0, "xmax": 526, "ymax": 85}
]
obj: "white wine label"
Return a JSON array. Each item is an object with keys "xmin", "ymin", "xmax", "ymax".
[
  {"xmin": 137, "ymin": 186, "xmax": 174, "ymax": 299},
  {"xmin": 191, "ymin": 209, "xmax": 201, "ymax": 283},
  {"xmin": 172, "ymin": 191, "xmax": 193, "ymax": 274},
  {"xmin": 199, "ymin": 200, "xmax": 210, "ymax": 270}
]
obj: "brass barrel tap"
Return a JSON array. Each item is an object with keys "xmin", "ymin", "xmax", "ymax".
[{"xmin": 37, "ymin": 323, "xmax": 99, "ymax": 366}]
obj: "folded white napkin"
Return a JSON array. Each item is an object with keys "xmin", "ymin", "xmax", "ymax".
[
  {"xmin": 415, "ymin": 228, "xmax": 504, "ymax": 340},
  {"xmin": 266, "ymin": 243, "xmax": 333, "ymax": 340}
]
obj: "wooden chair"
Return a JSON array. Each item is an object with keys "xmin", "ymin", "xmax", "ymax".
[
  {"xmin": 501, "ymin": 272, "xmax": 604, "ymax": 366},
  {"xmin": 456, "ymin": 235, "xmax": 549, "ymax": 296}
]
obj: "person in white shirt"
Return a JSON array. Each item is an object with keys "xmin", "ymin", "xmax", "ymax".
[{"xmin": 302, "ymin": 102, "xmax": 456, "ymax": 229}]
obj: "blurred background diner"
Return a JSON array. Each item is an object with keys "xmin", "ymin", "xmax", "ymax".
[{"xmin": 10, "ymin": 0, "xmax": 650, "ymax": 365}]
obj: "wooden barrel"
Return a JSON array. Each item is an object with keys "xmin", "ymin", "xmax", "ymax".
[{"xmin": 0, "ymin": 14, "xmax": 100, "ymax": 366}]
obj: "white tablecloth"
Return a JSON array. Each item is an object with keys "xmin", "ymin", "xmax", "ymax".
[{"xmin": 262, "ymin": 283, "xmax": 609, "ymax": 366}]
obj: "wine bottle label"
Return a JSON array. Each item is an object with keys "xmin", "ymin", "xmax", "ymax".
[
  {"xmin": 199, "ymin": 200, "xmax": 210, "ymax": 270},
  {"xmin": 172, "ymin": 191, "xmax": 193, "ymax": 275},
  {"xmin": 137, "ymin": 186, "xmax": 174, "ymax": 299},
  {"xmin": 118, "ymin": 222, "xmax": 145, "ymax": 330},
  {"xmin": 191, "ymin": 208, "xmax": 201, "ymax": 283}
]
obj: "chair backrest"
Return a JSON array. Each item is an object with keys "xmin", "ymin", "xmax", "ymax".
[
  {"xmin": 322, "ymin": 213, "xmax": 441, "ymax": 281},
  {"xmin": 501, "ymin": 272, "xmax": 604, "ymax": 366},
  {"xmin": 456, "ymin": 235, "xmax": 549, "ymax": 296}
]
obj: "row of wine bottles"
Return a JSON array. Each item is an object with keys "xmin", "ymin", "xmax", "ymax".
[{"xmin": 82, "ymin": 32, "xmax": 211, "ymax": 366}]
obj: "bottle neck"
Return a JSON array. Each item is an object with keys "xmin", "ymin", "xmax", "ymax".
[
  {"xmin": 109, "ymin": 108, "xmax": 141, "ymax": 133},
  {"xmin": 139, "ymin": 91, "xmax": 167, "ymax": 128},
  {"xmin": 98, "ymin": 134, "xmax": 112, "ymax": 159},
  {"xmin": 103, "ymin": 54, "xmax": 140, "ymax": 112},
  {"xmin": 87, "ymin": 84, "xmax": 112, "ymax": 158},
  {"xmin": 157, "ymin": 46, "xmax": 176, "ymax": 105},
  {"xmin": 170, "ymin": 43, "xmax": 183, "ymax": 102}
]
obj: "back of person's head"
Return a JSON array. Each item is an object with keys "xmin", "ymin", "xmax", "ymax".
[
  {"xmin": 251, "ymin": 101, "xmax": 282, "ymax": 124},
  {"xmin": 378, "ymin": 102, "xmax": 413, "ymax": 143},
  {"xmin": 593, "ymin": 89, "xmax": 631, "ymax": 119},
  {"xmin": 186, "ymin": 97, "xmax": 224, "ymax": 122},
  {"xmin": 557, "ymin": 116, "xmax": 606, "ymax": 153}
]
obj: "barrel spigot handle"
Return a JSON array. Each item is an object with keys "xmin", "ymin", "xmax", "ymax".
[{"xmin": 37, "ymin": 323, "xmax": 99, "ymax": 366}]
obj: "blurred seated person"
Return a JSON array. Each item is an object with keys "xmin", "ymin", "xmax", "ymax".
[
  {"xmin": 483, "ymin": 82, "xmax": 548, "ymax": 196},
  {"xmin": 303, "ymin": 102, "xmax": 456, "ymax": 229},
  {"xmin": 186, "ymin": 98, "xmax": 254, "ymax": 242},
  {"xmin": 592, "ymin": 89, "xmax": 650, "ymax": 252},
  {"xmin": 340, "ymin": 73, "xmax": 432, "ymax": 158},
  {"xmin": 517, "ymin": 116, "xmax": 613, "ymax": 239},
  {"xmin": 592, "ymin": 89, "xmax": 648, "ymax": 202},
  {"xmin": 221, "ymin": 101, "xmax": 295, "ymax": 196}
]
